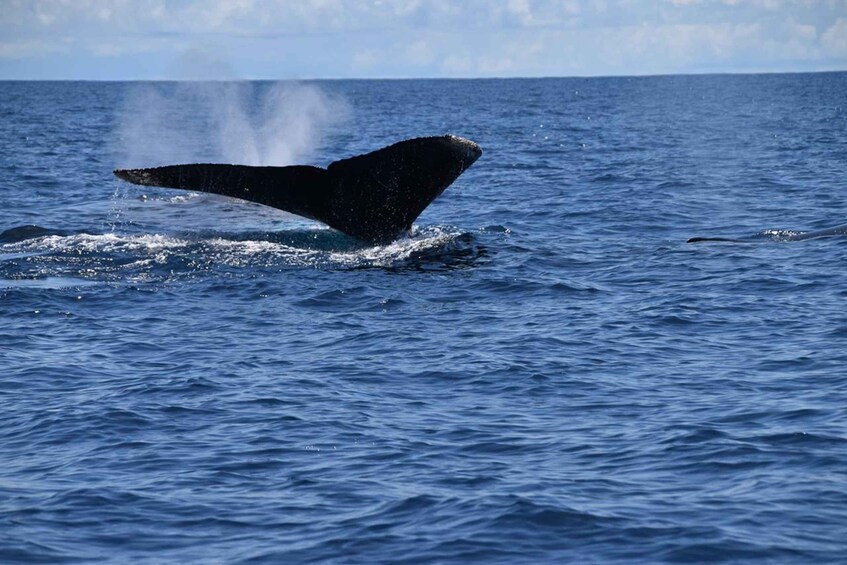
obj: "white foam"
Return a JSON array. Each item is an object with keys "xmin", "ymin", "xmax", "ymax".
[
  {"xmin": 0, "ymin": 226, "xmax": 468, "ymax": 279},
  {"xmin": 328, "ymin": 226, "xmax": 461, "ymax": 268}
]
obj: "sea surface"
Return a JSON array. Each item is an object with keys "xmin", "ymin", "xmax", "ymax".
[{"xmin": 2, "ymin": 74, "xmax": 846, "ymax": 563}]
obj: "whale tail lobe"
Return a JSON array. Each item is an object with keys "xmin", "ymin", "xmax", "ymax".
[{"xmin": 114, "ymin": 135, "xmax": 482, "ymax": 243}]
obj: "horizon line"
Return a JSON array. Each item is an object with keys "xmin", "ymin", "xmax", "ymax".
[{"xmin": 1, "ymin": 68, "xmax": 846, "ymax": 83}]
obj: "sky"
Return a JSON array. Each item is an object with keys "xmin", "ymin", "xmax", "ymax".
[{"xmin": 1, "ymin": 0, "xmax": 846, "ymax": 80}]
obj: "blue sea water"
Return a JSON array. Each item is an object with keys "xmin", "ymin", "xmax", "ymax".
[{"xmin": 1, "ymin": 74, "xmax": 847, "ymax": 563}]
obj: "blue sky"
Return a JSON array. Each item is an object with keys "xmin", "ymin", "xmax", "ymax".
[{"xmin": 1, "ymin": 0, "xmax": 846, "ymax": 79}]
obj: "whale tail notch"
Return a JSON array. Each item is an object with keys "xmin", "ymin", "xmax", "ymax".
[{"xmin": 114, "ymin": 135, "xmax": 482, "ymax": 243}]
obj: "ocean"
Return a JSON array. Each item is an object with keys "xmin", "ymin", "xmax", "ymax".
[{"xmin": 1, "ymin": 74, "xmax": 846, "ymax": 563}]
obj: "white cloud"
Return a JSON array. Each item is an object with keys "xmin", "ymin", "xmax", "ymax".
[
  {"xmin": 441, "ymin": 54, "xmax": 473, "ymax": 75},
  {"xmin": 405, "ymin": 40, "xmax": 435, "ymax": 66},
  {"xmin": 1, "ymin": 0, "xmax": 846, "ymax": 78},
  {"xmin": 822, "ymin": 17, "xmax": 847, "ymax": 57},
  {"xmin": 0, "ymin": 39, "xmax": 59, "ymax": 58},
  {"xmin": 352, "ymin": 49, "xmax": 379, "ymax": 70}
]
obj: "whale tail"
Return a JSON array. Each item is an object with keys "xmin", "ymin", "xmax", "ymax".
[{"xmin": 114, "ymin": 135, "xmax": 482, "ymax": 243}]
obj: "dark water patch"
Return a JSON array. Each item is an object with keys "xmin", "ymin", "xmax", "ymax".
[
  {"xmin": 753, "ymin": 432, "xmax": 847, "ymax": 448},
  {"xmin": 473, "ymin": 275, "xmax": 603, "ymax": 297},
  {"xmin": 0, "ymin": 224, "xmax": 98, "ymax": 244},
  {"xmin": 663, "ymin": 541, "xmax": 806, "ymax": 563},
  {"xmin": 294, "ymin": 286, "xmax": 373, "ymax": 312},
  {"xmin": 1, "ymin": 225, "xmax": 59, "ymax": 243},
  {"xmin": 479, "ymin": 224, "xmax": 512, "ymax": 234}
]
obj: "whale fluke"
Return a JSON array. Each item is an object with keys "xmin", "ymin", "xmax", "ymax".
[{"xmin": 115, "ymin": 135, "xmax": 482, "ymax": 243}]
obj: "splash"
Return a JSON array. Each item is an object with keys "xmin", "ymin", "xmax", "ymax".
[
  {"xmin": 1, "ymin": 227, "xmax": 482, "ymax": 285},
  {"xmin": 114, "ymin": 81, "xmax": 349, "ymax": 168}
]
